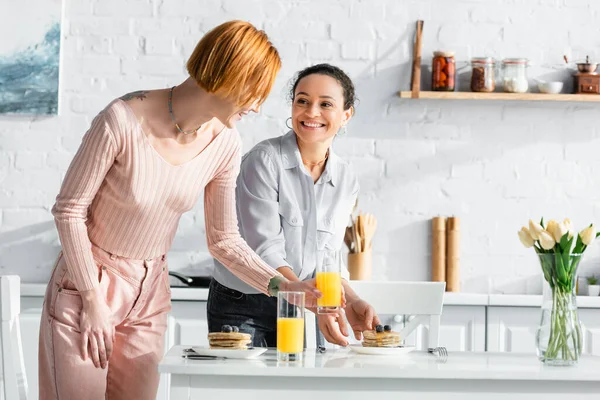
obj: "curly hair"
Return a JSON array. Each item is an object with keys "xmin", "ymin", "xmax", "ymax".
[{"xmin": 288, "ymin": 63, "xmax": 357, "ymax": 111}]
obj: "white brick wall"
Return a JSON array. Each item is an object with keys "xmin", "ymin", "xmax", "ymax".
[{"xmin": 2, "ymin": 0, "xmax": 600, "ymax": 293}]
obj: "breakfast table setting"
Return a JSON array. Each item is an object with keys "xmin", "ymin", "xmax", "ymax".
[
  {"xmin": 158, "ymin": 215, "xmax": 600, "ymax": 399},
  {"xmin": 159, "ymin": 344, "xmax": 600, "ymax": 400}
]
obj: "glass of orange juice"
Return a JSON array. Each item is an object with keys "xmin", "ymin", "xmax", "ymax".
[
  {"xmin": 277, "ymin": 291, "xmax": 305, "ymax": 362},
  {"xmin": 316, "ymin": 250, "xmax": 342, "ymax": 314}
]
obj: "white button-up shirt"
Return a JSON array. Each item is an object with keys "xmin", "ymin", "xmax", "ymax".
[{"xmin": 212, "ymin": 131, "xmax": 358, "ymax": 294}]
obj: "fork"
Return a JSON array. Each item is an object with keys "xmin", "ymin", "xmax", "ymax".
[
  {"xmin": 182, "ymin": 354, "xmax": 225, "ymax": 360},
  {"xmin": 183, "ymin": 348, "xmax": 225, "ymax": 360},
  {"xmin": 428, "ymin": 346, "xmax": 448, "ymax": 358}
]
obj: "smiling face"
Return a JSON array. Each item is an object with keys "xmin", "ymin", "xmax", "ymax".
[
  {"xmin": 291, "ymin": 73, "xmax": 353, "ymax": 146},
  {"xmin": 213, "ymin": 95, "xmax": 261, "ymax": 129}
]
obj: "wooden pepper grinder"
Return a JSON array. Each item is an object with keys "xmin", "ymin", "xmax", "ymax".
[
  {"xmin": 446, "ymin": 216, "xmax": 460, "ymax": 292},
  {"xmin": 431, "ymin": 216, "xmax": 447, "ymax": 282}
]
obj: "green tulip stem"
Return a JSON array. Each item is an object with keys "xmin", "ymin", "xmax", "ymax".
[{"xmin": 544, "ymin": 284, "xmax": 578, "ymax": 362}]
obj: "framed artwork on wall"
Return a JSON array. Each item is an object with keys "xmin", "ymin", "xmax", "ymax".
[{"xmin": 0, "ymin": 0, "xmax": 62, "ymax": 115}]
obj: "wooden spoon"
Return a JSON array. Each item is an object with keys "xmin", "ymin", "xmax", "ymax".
[
  {"xmin": 362, "ymin": 213, "xmax": 377, "ymax": 250},
  {"xmin": 355, "ymin": 215, "xmax": 362, "ymax": 253},
  {"xmin": 358, "ymin": 213, "xmax": 367, "ymax": 251},
  {"xmin": 344, "ymin": 225, "xmax": 354, "ymax": 252},
  {"xmin": 350, "ymin": 199, "xmax": 359, "ymax": 253}
]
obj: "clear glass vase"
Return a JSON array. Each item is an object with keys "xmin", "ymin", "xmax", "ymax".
[{"xmin": 535, "ymin": 253, "xmax": 583, "ymax": 366}]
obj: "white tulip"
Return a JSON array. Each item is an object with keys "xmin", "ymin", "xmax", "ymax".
[
  {"xmin": 562, "ymin": 218, "xmax": 575, "ymax": 239},
  {"xmin": 538, "ymin": 230, "xmax": 556, "ymax": 250},
  {"xmin": 554, "ymin": 221, "xmax": 569, "ymax": 243},
  {"xmin": 529, "ymin": 219, "xmax": 544, "ymax": 241},
  {"xmin": 546, "ymin": 220, "xmax": 559, "ymax": 242},
  {"xmin": 517, "ymin": 227, "xmax": 534, "ymax": 248},
  {"xmin": 580, "ymin": 224, "xmax": 596, "ymax": 246}
]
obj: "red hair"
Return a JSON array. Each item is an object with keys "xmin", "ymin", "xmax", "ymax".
[{"xmin": 186, "ymin": 20, "xmax": 281, "ymax": 106}]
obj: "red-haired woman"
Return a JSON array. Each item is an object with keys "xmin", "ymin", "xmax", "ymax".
[{"xmin": 38, "ymin": 20, "xmax": 320, "ymax": 400}]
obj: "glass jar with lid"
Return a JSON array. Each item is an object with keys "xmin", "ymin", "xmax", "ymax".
[
  {"xmin": 432, "ymin": 51, "xmax": 456, "ymax": 91},
  {"xmin": 502, "ymin": 58, "xmax": 529, "ymax": 93},
  {"xmin": 470, "ymin": 57, "xmax": 496, "ymax": 92}
]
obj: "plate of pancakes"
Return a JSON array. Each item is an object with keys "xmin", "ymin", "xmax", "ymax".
[
  {"xmin": 349, "ymin": 324, "xmax": 415, "ymax": 356},
  {"xmin": 192, "ymin": 325, "xmax": 267, "ymax": 359}
]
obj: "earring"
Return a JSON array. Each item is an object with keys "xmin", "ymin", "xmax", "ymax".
[
  {"xmin": 338, "ymin": 125, "xmax": 348, "ymax": 136},
  {"xmin": 285, "ymin": 117, "xmax": 292, "ymax": 130}
]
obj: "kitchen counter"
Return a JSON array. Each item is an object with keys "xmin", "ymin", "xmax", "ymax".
[
  {"xmin": 488, "ymin": 294, "xmax": 600, "ymax": 308},
  {"xmin": 159, "ymin": 346, "xmax": 600, "ymax": 399},
  {"xmin": 20, "ymin": 283, "xmax": 600, "ymax": 307},
  {"xmin": 442, "ymin": 292, "xmax": 488, "ymax": 305}
]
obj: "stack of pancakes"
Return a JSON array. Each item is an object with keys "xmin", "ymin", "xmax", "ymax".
[
  {"xmin": 362, "ymin": 329, "xmax": 401, "ymax": 348},
  {"xmin": 207, "ymin": 331, "xmax": 252, "ymax": 350}
]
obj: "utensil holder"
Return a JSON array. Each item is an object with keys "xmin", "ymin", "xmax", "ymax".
[{"xmin": 348, "ymin": 249, "xmax": 372, "ymax": 280}]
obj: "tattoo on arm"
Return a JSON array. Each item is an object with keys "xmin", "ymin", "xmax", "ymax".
[{"xmin": 120, "ymin": 90, "xmax": 149, "ymax": 101}]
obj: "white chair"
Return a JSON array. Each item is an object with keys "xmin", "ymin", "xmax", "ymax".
[
  {"xmin": 0, "ymin": 276, "xmax": 28, "ymax": 400},
  {"xmin": 306, "ymin": 281, "xmax": 445, "ymax": 350},
  {"xmin": 349, "ymin": 281, "xmax": 445, "ymax": 350}
]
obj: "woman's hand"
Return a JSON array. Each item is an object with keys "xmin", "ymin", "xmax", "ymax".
[
  {"xmin": 317, "ymin": 309, "xmax": 350, "ymax": 346},
  {"xmin": 281, "ymin": 279, "xmax": 322, "ymax": 308},
  {"xmin": 345, "ymin": 299, "xmax": 380, "ymax": 340},
  {"xmin": 80, "ymin": 288, "xmax": 115, "ymax": 369},
  {"xmin": 315, "ymin": 299, "xmax": 380, "ymax": 346}
]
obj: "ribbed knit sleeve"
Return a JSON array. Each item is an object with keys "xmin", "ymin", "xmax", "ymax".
[
  {"xmin": 204, "ymin": 139, "xmax": 282, "ymax": 295},
  {"xmin": 51, "ymin": 109, "xmax": 118, "ymax": 291}
]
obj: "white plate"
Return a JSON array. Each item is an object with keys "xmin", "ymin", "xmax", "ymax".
[
  {"xmin": 190, "ymin": 346, "xmax": 268, "ymax": 359},
  {"xmin": 349, "ymin": 344, "xmax": 416, "ymax": 356}
]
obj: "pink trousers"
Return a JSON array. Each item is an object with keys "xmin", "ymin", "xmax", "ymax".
[{"xmin": 38, "ymin": 245, "xmax": 172, "ymax": 400}]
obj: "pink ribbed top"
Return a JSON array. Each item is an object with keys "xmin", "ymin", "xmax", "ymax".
[{"xmin": 52, "ymin": 99, "xmax": 280, "ymax": 294}]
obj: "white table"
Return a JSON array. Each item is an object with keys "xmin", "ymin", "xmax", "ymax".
[{"xmin": 159, "ymin": 345, "xmax": 600, "ymax": 400}]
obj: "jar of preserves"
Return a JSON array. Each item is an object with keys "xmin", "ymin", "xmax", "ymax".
[
  {"xmin": 432, "ymin": 51, "xmax": 455, "ymax": 91},
  {"xmin": 470, "ymin": 57, "xmax": 496, "ymax": 92},
  {"xmin": 502, "ymin": 58, "xmax": 529, "ymax": 93}
]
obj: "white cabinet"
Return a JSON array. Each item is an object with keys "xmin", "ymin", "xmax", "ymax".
[
  {"xmin": 20, "ymin": 297, "xmax": 44, "ymax": 400},
  {"xmin": 158, "ymin": 301, "xmax": 208, "ymax": 400},
  {"xmin": 400, "ymin": 305, "xmax": 486, "ymax": 352},
  {"xmin": 576, "ymin": 309, "xmax": 600, "ymax": 356},
  {"xmin": 165, "ymin": 301, "xmax": 209, "ymax": 347},
  {"xmin": 487, "ymin": 306, "xmax": 539, "ymax": 353},
  {"xmin": 487, "ymin": 306, "xmax": 600, "ymax": 355},
  {"xmin": 439, "ymin": 305, "xmax": 486, "ymax": 351}
]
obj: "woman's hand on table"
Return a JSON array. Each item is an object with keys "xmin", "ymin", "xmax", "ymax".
[{"xmin": 80, "ymin": 288, "xmax": 115, "ymax": 369}]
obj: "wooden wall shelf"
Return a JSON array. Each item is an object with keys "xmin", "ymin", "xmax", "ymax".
[{"xmin": 397, "ymin": 91, "xmax": 600, "ymax": 102}]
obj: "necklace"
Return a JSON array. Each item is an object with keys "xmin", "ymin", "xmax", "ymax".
[
  {"xmin": 168, "ymin": 86, "xmax": 202, "ymax": 135},
  {"xmin": 302, "ymin": 149, "xmax": 329, "ymax": 167}
]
